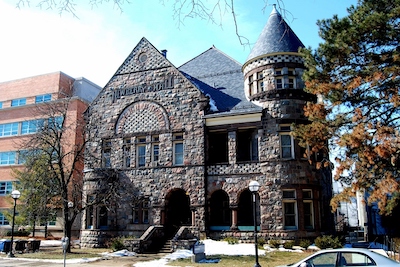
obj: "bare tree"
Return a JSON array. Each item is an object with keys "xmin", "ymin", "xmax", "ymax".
[
  {"xmin": 13, "ymin": 0, "xmax": 290, "ymax": 46},
  {"xmin": 13, "ymin": 92, "xmax": 135, "ymax": 252}
]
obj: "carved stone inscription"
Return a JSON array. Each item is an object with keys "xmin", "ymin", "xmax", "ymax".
[{"xmin": 112, "ymin": 75, "xmax": 174, "ymax": 102}]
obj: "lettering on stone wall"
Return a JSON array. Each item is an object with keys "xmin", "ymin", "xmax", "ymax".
[{"xmin": 112, "ymin": 75, "xmax": 174, "ymax": 102}]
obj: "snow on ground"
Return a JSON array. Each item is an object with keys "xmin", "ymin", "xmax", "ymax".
[
  {"xmin": 203, "ymin": 239, "xmax": 265, "ymax": 256},
  {"xmin": 29, "ymin": 239, "xmax": 292, "ymax": 266},
  {"xmin": 134, "ymin": 239, "xmax": 266, "ymax": 267}
]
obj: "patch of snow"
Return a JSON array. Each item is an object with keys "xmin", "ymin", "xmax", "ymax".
[
  {"xmin": 202, "ymin": 239, "xmax": 265, "ymax": 256},
  {"xmin": 206, "ymin": 94, "xmax": 218, "ymax": 112},
  {"xmin": 134, "ymin": 239, "xmax": 266, "ymax": 267},
  {"xmin": 307, "ymin": 245, "xmax": 321, "ymax": 251},
  {"xmin": 101, "ymin": 249, "xmax": 136, "ymax": 258}
]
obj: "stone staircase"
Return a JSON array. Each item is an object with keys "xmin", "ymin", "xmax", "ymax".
[{"xmin": 158, "ymin": 239, "xmax": 173, "ymax": 253}]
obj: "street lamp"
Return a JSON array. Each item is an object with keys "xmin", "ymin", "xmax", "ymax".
[
  {"xmin": 8, "ymin": 190, "xmax": 21, "ymax": 258},
  {"xmin": 249, "ymin": 180, "xmax": 261, "ymax": 267}
]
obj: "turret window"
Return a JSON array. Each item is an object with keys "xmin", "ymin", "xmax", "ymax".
[
  {"xmin": 279, "ymin": 125, "xmax": 294, "ymax": 159},
  {"xmin": 303, "ymin": 189, "xmax": 314, "ymax": 229},
  {"xmin": 283, "ymin": 189, "xmax": 297, "ymax": 230},
  {"xmin": 275, "ymin": 68, "xmax": 296, "ymax": 89},
  {"xmin": 256, "ymin": 72, "xmax": 265, "ymax": 92},
  {"xmin": 276, "ymin": 78, "xmax": 283, "ymax": 89},
  {"xmin": 249, "ymin": 75, "xmax": 255, "ymax": 95}
]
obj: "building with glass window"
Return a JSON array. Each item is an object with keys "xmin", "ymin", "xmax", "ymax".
[
  {"xmin": 0, "ymin": 71, "xmax": 101, "ymax": 235},
  {"xmin": 81, "ymin": 6, "xmax": 334, "ymax": 249}
]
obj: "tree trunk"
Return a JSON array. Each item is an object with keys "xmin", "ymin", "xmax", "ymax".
[
  {"xmin": 32, "ymin": 217, "xmax": 36, "ymax": 237},
  {"xmin": 44, "ymin": 223, "xmax": 48, "ymax": 238}
]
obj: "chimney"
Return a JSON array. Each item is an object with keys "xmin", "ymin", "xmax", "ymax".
[{"xmin": 161, "ymin": 49, "xmax": 167, "ymax": 58}]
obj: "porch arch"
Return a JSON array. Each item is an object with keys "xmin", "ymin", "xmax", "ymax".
[{"xmin": 209, "ymin": 189, "xmax": 231, "ymax": 230}]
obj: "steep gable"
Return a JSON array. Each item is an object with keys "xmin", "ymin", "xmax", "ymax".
[{"xmin": 90, "ymin": 37, "xmax": 207, "ymax": 109}]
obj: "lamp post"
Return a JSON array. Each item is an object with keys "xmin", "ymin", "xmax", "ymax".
[
  {"xmin": 8, "ymin": 190, "xmax": 21, "ymax": 258},
  {"xmin": 249, "ymin": 180, "xmax": 261, "ymax": 267}
]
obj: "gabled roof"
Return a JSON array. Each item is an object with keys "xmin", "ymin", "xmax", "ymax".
[
  {"xmin": 245, "ymin": 5, "xmax": 305, "ymax": 63},
  {"xmin": 179, "ymin": 47, "xmax": 261, "ymax": 115}
]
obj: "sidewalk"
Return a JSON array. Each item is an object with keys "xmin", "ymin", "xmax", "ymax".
[
  {"xmin": 0, "ymin": 239, "xmax": 168, "ymax": 267},
  {"xmin": 0, "ymin": 253, "xmax": 168, "ymax": 267}
]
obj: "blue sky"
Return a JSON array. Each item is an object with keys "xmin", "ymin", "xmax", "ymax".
[{"xmin": 0, "ymin": 0, "xmax": 357, "ymax": 87}]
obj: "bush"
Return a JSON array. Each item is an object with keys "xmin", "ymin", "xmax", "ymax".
[
  {"xmin": 6, "ymin": 230, "xmax": 30, "ymax": 237},
  {"xmin": 223, "ymin": 236, "xmax": 239, "ymax": 245},
  {"xmin": 257, "ymin": 237, "xmax": 266, "ymax": 248},
  {"xmin": 299, "ymin": 239, "xmax": 312, "ymax": 249},
  {"xmin": 283, "ymin": 240, "xmax": 295, "ymax": 249},
  {"xmin": 110, "ymin": 237, "xmax": 126, "ymax": 251},
  {"xmin": 269, "ymin": 239, "xmax": 281, "ymax": 248},
  {"xmin": 314, "ymin": 235, "xmax": 342, "ymax": 249}
]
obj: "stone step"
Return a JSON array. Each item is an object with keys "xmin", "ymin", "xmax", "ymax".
[{"xmin": 158, "ymin": 239, "xmax": 173, "ymax": 253}]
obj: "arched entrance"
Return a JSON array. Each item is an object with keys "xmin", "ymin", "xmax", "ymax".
[
  {"xmin": 164, "ymin": 188, "xmax": 191, "ymax": 237},
  {"xmin": 209, "ymin": 190, "xmax": 230, "ymax": 230},
  {"xmin": 238, "ymin": 189, "xmax": 253, "ymax": 227}
]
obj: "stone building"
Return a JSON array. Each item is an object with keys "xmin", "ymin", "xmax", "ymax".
[{"xmin": 81, "ymin": 6, "xmax": 334, "ymax": 249}]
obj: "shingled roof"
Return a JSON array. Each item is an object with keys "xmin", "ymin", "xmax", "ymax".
[
  {"xmin": 179, "ymin": 47, "xmax": 261, "ymax": 115},
  {"xmin": 245, "ymin": 5, "xmax": 305, "ymax": 63}
]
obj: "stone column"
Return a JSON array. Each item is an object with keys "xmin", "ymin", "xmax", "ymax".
[
  {"xmin": 230, "ymin": 208, "xmax": 238, "ymax": 230},
  {"xmin": 191, "ymin": 208, "xmax": 196, "ymax": 227},
  {"xmin": 92, "ymin": 206, "xmax": 98, "ymax": 229}
]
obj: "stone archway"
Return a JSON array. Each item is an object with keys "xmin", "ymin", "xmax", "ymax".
[
  {"xmin": 209, "ymin": 190, "xmax": 231, "ymax": 230},
  {"xmin": 164, "ymin": 188, "xmax": 191, "ymax": 237},
  {"xmin": 237, "ymin": 189, "xmax": 253, "ymax": 227}
]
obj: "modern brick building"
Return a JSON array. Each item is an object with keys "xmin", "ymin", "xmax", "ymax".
[
  {"xmin": 0, "ymin": 71, "xmax": 101, "ymax": 236},
  {"xmin": 81, "ymin": 6, "xmax": 334, "ymax": 249}
]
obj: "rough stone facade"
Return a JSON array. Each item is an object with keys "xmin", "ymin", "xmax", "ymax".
[{"xmin": 81, "ymin": 6, "xmax": 334, "ymax": 249}]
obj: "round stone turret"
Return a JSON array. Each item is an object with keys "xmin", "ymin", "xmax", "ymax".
[{"xmin": 243, "ymin": 5, "xmax": 315, "ymax": 109}]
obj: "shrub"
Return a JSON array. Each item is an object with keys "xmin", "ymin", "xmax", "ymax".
[
  {"xmin": 6, "ymin": 230, "xmax": 30, "ymax": 237},
  {"xmin": 269, "ymin": 239, "xmax": 281, "ymax": 248},
  {"xmin": 314, "ymin": 235, "xmax": 342, "ymax": 249},
  {"xmin": 223, "ymin": 236, "xmax": 239, "ymax": 245},
  {"xmin": 257, "ymin": 237, "xmax": 266, "ymax": 248},
  {"xmin": 110, "ymin": 237, "xmax": 126, "ymax": 251},
  {"xmin": 299, "ymin": 239, "xmax": 312, "ymax": 249},
  {"xmin": 283, "ymin": 240, "xmax": 295, "ymax": 249}
]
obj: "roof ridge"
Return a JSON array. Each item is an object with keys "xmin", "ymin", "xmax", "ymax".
[{"xmin": 178, "ymin": 46, "xmax": 242, "ymax": 69}]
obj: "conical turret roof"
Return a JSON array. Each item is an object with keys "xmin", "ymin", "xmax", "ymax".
[{"xmin": 245, "ymin": 5, "xmax": 304, "ymax": 63}]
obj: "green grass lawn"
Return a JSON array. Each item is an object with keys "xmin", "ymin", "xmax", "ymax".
[
  {"xmin": 0, "ymin": 247, "xmax": 111, "ymax": 260},
  {"xmin": 0, "ymin": 246, "xmax": 314, "ymax": 266},
  {"xmin": 167, "ymin": 251, "xmax": 314, "ymax": 267}
]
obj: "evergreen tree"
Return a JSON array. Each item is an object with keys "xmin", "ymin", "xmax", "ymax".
[
  {"xmin": 295, "ymin": 0, "xmax": 400, "ymax": 215},
  {"xmin": 13, "ymin": 151, "xmax": 58, "ymax": 237}
]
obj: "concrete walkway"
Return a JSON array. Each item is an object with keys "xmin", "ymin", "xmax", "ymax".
[{"xmin": 0, "ymin": 253, "xmax": 168, "ymax": 267}]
